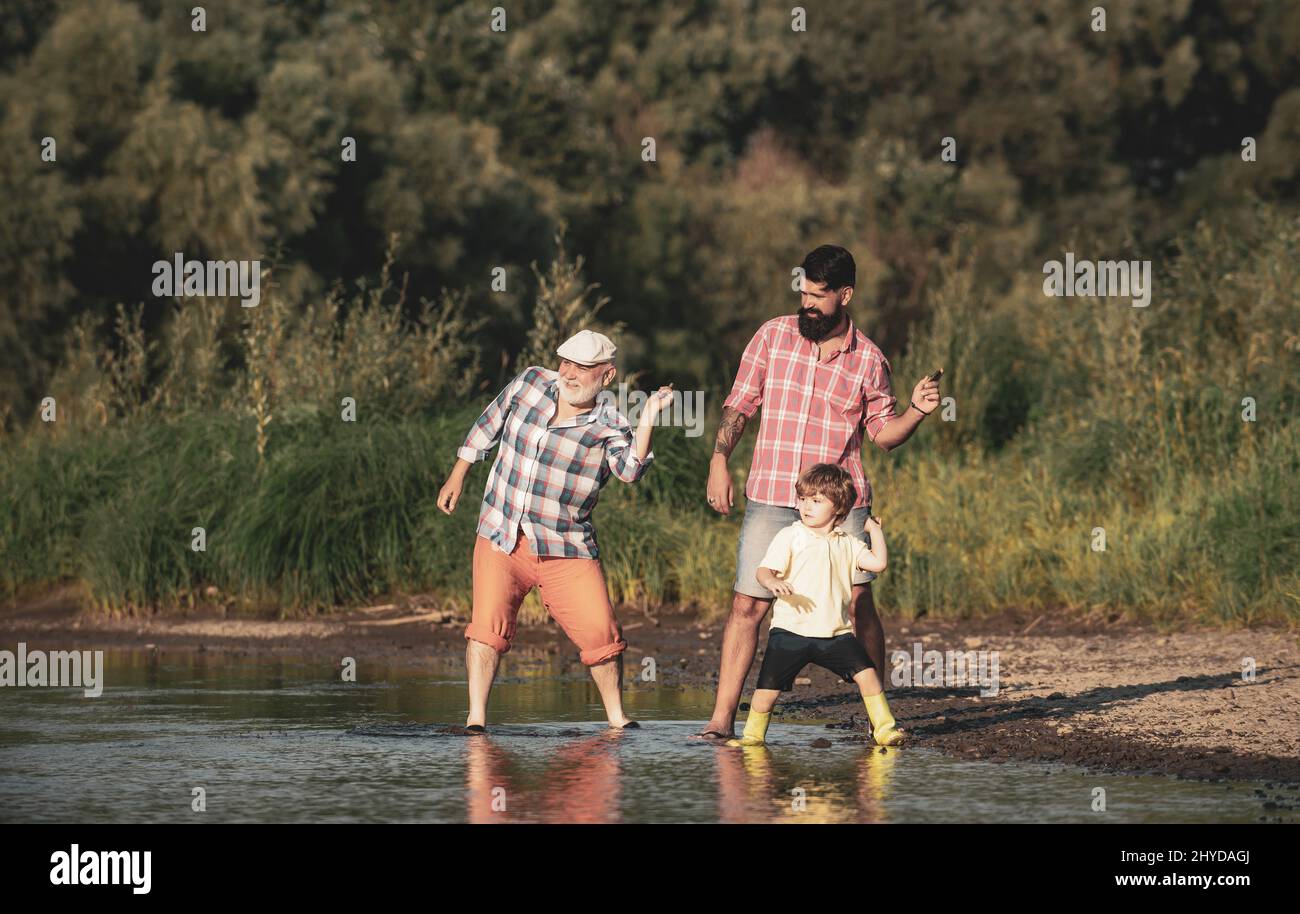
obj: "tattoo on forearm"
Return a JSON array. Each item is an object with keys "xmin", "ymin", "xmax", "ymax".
[{"xmin": 714, "ymin": 406, "xmax": 747, "ymax": 457}]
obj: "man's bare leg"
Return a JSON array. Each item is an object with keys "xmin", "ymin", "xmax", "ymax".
[
  {"xmin": 589, "ymin": 654, "xmax": 634, "ymax": 727},
  {"xmin": 696, "ymin": 592, "xmax": 772, "ymax": 738},
  {"xmin": 589, "ymin": 655, "xmax": 631, "ymax": 727},
  {"xmin": 852, "ymin": 583, "xmax": 887, "ymax": 681},
  {"xmin": 465, "ymin": 639, "xmax": 502, "ymax": 728}
]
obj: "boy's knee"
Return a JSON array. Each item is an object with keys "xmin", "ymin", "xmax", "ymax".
[{"xmin": 750, "ymin": 689, "xmax": 780, "ymax": 713}]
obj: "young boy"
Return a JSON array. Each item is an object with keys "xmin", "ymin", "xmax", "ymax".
[{"xmin": 727, "ymin": 463, "xmax": 904, "ymax": 747}]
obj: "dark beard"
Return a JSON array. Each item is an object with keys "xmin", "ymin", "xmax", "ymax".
[{"xmin": 798, "ymin": 305, "xmax": 843, "ymax": 342}]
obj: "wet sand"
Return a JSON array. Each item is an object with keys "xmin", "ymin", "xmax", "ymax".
[{"xmin": 4, "ymin": 585, "xmax": 1298, "ymax": 789}]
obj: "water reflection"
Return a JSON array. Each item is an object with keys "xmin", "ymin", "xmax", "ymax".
[
  {"xmin": 714, "ymin": 743, "xmax": 899, "ymax": 823},
  {"xmin": 466, "ymin": 730, "xmax": 626, "ymax": 824},
  {"xmin": 0, "ymin": 649, "xmax": 1290, "ymax": 824}
]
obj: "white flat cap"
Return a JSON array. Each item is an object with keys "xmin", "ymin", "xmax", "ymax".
[{"xmin": 556, "ymin": 329, "xmax": 617, "ymax": 366}]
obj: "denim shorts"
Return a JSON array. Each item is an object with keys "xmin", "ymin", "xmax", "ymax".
[{"xmin": 733, "ymin": 500, "xmax": 876, "ymax": 599}]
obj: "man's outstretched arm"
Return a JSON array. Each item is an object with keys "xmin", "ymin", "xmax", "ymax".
[
  {"xmin": 868, "ymin": 371, "xmax": 940, "ymax": 452},
  {"xmin": 707, "ymin": 406, "xmax": 748, "ymax": 514},
  {"xmin": 872, "ymin": 402, "xmax": 928, "ymax": 451},
  {"xmin": 607, "ymin": 384, "xmax": 673, "ymax": 483}
]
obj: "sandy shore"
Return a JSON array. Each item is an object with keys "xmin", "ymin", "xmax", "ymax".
[{"xmin": 4, "ymin": 586, "xmax": 1298, "ymax": 794}]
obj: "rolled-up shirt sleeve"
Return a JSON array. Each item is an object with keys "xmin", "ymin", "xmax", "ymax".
[
  {"xmin": 457, "ymin": 370, "xmax": 529, "ymax": 463},
  {"xmin": 862, "ymin": 353, "xmax": 898, "ymax": 442},
  {"xmin": 722, "ymin": 324, "xmax": 770, "ymax": 418},
  {"xmin": 604, "ymin": 415, "xmax": 654, "ymax": 483}
]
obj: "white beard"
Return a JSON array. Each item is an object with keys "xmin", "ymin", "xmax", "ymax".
[{"xmin": 558, "ymin": 377, "xmax": 601, "ymax": 406}]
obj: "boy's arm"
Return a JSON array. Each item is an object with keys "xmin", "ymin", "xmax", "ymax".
[
  {"xmin": 755, "ymin": 565, "xmax": 790, "ymax": 593},
  {"xmin": 855, "ymin": 520, "xmax": 888, "ymax": 573},
  {"xmin": 755, "ymin": 527, "xmax": 794, "ymax": 592},
  {"xmin": 438, "ymin": 370, "xmax": 529, "ymax": 514}
]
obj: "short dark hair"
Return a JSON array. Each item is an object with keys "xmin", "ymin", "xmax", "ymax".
[
  {"xmin": 795, "ymin": 463, "xmax": 858, "ymax": 523},
  {"xmin": 801, "ymin": 245, "xmax": 856, "ymax": 291}
]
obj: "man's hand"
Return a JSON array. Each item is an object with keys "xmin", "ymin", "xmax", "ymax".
[
  {"xmin": 437, "ymin": 475, "xmax": 464, "ymax": 515},
  {"xmin": 706, "ymin": 454, "xmax": 734, "ymax": 515},
  {"xmin": 639, "ymin": 383, "xmax": 674, "ymax": 425},
  {"xmin": 910, "ymin": 374, "xmax": 941, "ymax": 415},
  {"xmin": 438, "ymin": 458, "xmax": 474, "ymax": 514},
  {"xmin": 629, "ymin": 383, "xmax": 674, "ymax": 463}
]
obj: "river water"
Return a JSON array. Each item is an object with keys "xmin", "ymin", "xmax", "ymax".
[{"xmin": 0, "ymin": 650, "xmax": 1284, "ymax": 824}]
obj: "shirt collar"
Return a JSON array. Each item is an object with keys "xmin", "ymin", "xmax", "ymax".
[
  {"xmin": 842, "ymin": 315, "xmax": 859, "ymax": 353},
  {"xmin": 793, "ymin": 520, "xmax": 850, "ymax": 538}
]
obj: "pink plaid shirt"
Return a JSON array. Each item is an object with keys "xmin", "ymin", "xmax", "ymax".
[
  {"xmin": 457, "ymin": 366, "xmax": 654, "ymax": 558},
  {"xmin": 723, "ymin": 314, "xmax": 896, "ymax": 509}
]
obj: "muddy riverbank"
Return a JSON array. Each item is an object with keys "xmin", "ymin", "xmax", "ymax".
[{"xmin": 4, "ymin": 585, "xmax": 1298, "ymax": 789}]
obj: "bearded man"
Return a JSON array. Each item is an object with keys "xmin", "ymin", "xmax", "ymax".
[{"xmin": 696, "ymin": 245, "xmax": 940, "ymax": 741}]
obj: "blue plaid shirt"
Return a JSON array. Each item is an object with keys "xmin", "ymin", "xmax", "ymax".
[{"xmin": 457, "ymin": 366, "xmax": 655, "ymax": 557}]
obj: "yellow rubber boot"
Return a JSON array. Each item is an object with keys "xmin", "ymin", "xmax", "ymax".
[
  {"xmin": 863, "ymin": 692, "xmax": 905, "ymax": 746},
  {"xmin": 726, "ymin": 709, "xmax": 771, "ymax": 747}
]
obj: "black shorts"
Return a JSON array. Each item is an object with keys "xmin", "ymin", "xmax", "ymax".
[{"xmin": 755, "ymin": 628, "xmax": 874, "ymax": 692}]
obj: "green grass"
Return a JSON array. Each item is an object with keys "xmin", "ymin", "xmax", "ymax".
[
  {"xmin": 3, "ymin": 403, "xmax": 1293, "ymax": 626},
  {"xmin": 0, "ymin": 406, "xmax": 746, "ymax": 618}
]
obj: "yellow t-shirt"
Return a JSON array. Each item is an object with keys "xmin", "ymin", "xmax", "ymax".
[{"xmin": 757, "ymin": 521, "xmax": 870, "ymax": 638}]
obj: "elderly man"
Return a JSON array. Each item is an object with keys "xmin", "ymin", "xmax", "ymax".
[
  {"xmin": 438, "ymin": 329, "xmax": 672, "ymax": 732},
  {"xmin": 697, "ymin": 245, "xmax": 941, "ymax": 741}
]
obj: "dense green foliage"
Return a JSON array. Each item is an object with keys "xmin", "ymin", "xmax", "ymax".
[{"xmin": 4, "ymin": 0, "xmax": 1299, "ymax": 415}]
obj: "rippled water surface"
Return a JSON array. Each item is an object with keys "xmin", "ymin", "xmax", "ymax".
[{"xmin": 0, "ymin": 651, "xmax": 1283, "ymax": 823}]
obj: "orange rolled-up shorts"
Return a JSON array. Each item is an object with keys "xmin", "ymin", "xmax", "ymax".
[{"xmin": 466, "ymin": 531, "xmax": 627, "ymax": 665}]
